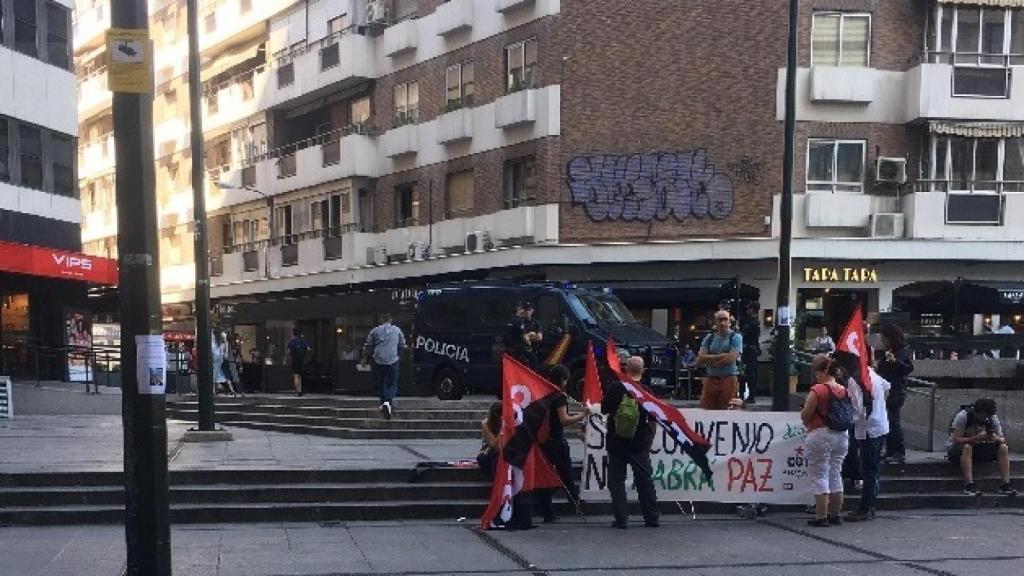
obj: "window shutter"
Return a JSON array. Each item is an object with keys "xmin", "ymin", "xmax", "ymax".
[
  {"xmin": 446, "ymin": 172, "xmax": 475, "ymax": 216},
  {"xmin": 840, "ymin": 16, "xmax": 870, "ymax": 67},
  {"xmin": 812, "ymin": 14, "xmax": 841, "ymax": 66}
]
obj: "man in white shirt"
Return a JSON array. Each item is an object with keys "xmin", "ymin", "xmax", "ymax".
[
  {"xmin": 813, "ymin": 327, "xmax": 836, "ymax": 354},
  {"xmin": 844, "ymin": 368, "xmax": 889, "ymax": 522}
]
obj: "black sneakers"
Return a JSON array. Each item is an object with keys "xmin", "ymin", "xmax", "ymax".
[
  {"xmin": 999, "ymin": 483, "xmax": 1018, "ymax": 497},
  {"xmin": 380, "ymin": 402, "xmax": 393, "ymax": 420},
  {"xmin": 963, "ymin": 482, "xmax": 982, "ymax": 496},
  {"xmin": 844, "ymin": 508, "xmax": 875, "ymax": 522}
]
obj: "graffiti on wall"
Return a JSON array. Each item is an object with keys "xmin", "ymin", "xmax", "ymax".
[{"xmin": 567, "ymin": 150, "xmax": 735, "ymax": 223}]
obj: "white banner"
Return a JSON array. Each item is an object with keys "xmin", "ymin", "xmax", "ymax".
[{"xmin": 582, "ymin": 409, "xmax": 813, "ymax": 504}]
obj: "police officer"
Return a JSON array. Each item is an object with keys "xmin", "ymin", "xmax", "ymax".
[{"xmin": 506, "ymin": 301, "xmax": 543, "ymax": 368}]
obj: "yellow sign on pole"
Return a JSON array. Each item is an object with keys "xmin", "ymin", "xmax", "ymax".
[{"xmin": 106, "ymin": 28, "xmax": 152, "ymax": 93}]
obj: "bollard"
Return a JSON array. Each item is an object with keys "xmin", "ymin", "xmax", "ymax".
[{"xmin": 927, "ymin": 385, "xmax": 936, "ymax": 453}]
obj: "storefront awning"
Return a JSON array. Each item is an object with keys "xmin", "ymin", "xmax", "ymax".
[
  {"xmin": 929, "ymin": 121, "xmax": 1024, "ymax": 138},
  {"xmin": 0, "ymin": 241, "xmax": 118, "ymax": 285},
  {"xmin": 938, "ymin": 0, "xmax": 1024, "ymax": 7}
]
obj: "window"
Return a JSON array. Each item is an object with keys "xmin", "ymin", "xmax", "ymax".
[
  {"xmin": 506, "ymin": 39, "xmax": 537, "ymax": 92},
  {"xmin": 204, "ymin": 12, "xmax": 216, "ymax": 34},
  {"xmin": 311, "ymin": 194, "xmax": 344, "ymax": 234},
  {"xmin": 394, "ymin": 183, "xmax": 418, "ymax": 227},
  {"xmin": 277, "ymin": 62, "xmax": 295, "ymax": 87},
  {"xmin": 320, "ymin": 43, "xmax": 339, "ymax": 70},
  {"xmin": 0, "ymin": 119, "xmax": 8, "ymax": 183},
  {"xmin": 350, "ymin": 97, "xmax": 371, "ymax": 126},
  {"xmin": 930, "ymin": 136, "xmax": 1024, "ymax": 193},
  {"xmin": 929, "ymin": 5, "xmax": 1021, "ymax": 97},
  {"xmin": 503, "ymin": 156, "xmax": 537, "ymax": 208},
  {"xmin": 51, "ymin": 134, "xmax": 74, "ymax": 197},
  {"xmin": 329, "ymin": 15, "xmax": 349, "ymax": 36},
  {"xmin": 811, "ymin": 12, "xmax": 871, "ymax": 67},
  {"xmin": 240, "ymin": 0, "xmax": 252, "ymax": 15},
  {"xmin": 806, "ymin": 139, "xmax": 865, "ymax": 193},
  {"xmin": 14, "ymin": 0, "xmax": 37, "ymax": 57},
  {"xmin": 277, "ymin": 205, "xmax": 294, "ymax": 242},
  {"xmin": 446, "ymin": 61, "xmax": 475, "ymax": 110},
  {"xmin": 46, "ymin": 2, "xmax": 69, "ymax": 70},
  {"xmin": 446, "ymin": 171, "xmax": 474, "ymax": 217},
  {"xmin": 18, "ymin": 125, "xmax": 43, "ymax": 190},
  {"xmin": 394, "ymin": 81, "xmax": 419, "ymax": 125}
]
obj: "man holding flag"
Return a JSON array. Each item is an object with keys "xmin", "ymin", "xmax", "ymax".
[{"xmin": 835, "ymin": 305, "xmax": 890, "ymax": 522}]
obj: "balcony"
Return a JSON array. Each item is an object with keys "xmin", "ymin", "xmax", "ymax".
[
  {"xmin": 73, "ymin": 1, "xmax": 110, "ymax": 51},
  {"xmin": 903, "ymin": 188, "xmax": 1024, "ymax": 241},
  {"xmin": 436, "ymin": 107, "xmax": 473, "ymax": 144},
  {"xmin": 908, "ymin": 63, "xmax": 1024, "ymax": 122},
  {"xmin": 153, "ymin": 39, "xmax": 188, "ymax": 86},
  {"xmin": 261, "ymin": 30, "xmax": 377, "ymax": 111},
  {"xmin": 809, "ymin": 66, "xmax": 875, "ymax": 104},
  {"xmin": 77, "ymin": 68, "xmax": 112, "ymax": 120},
  {"xmin": 496, "ymin": 0, "xmax": 535, "ymax": 13},
  {"xmin": 216, "ymin": 131, "xmax": 378, "ymax": 205},
  {"xmin": 383, "ymin": 19, "xmax": 418, "ymax": 57},
  {"xmin": 78, "ymin": 133, "xmax": 116, "ymax": 179},
  {"xmin": 82, "ymin": 209, "xmax": 118, "ymax": 243},
  {"xmin": 494, "ymin": 88, "xmax": 537, "ymax": 128},
  {"xmin": 203, "ymin": 67, "xmax": 267, "ymax": 135},
  {"xmin": 805, "ymin": 192, "xmax": 872, "ymax": 228},
  {"xmin": 198, "ymin": 0, "xmax": 296, "ymax": 55},
  {"xmin": 435, "ymin": 0, "xmax": 474, "ymax": 37},
  {"xmin": 154, "ymin": 117, "xmax": 189, "ymax": 157},
  {"xmin": 381, "ymin": 123, "xmax": 419, "ymax": 157},
  {"xmin": 210, "ymin": 205, "xmax": 559, "ymax": 291}
]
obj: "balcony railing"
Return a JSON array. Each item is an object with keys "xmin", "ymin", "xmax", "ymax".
[
  {"xmin": 913, "ymin": 179, "xmax": 1024, "ymax": 194},
  {"xmin": 277, "ymin": 153, "xmax": 297, "ymax": 178}
]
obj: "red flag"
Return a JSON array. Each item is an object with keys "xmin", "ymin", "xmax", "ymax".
[
  {"xmin": 606, "ymin": 337, "xmax": 622, "ymax": 375},
  {"xmin": 837, "ymin": 303, "xmax": 873, "ymax": 399},
  {"xmin": 615, "ymin": 358, "xmax": 714, "ymax": 481},
  {"xmin": 480, "ymin": 355, "xmax": 563, "ymax": 529},
  {"xmin": 583, "ymin": 341, "xmax": 603, "ymax": 405}
]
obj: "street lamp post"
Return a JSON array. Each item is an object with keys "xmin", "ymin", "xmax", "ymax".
[{"xmin": 773, "ymin": 0, "xmax": 799, "ymax": 411}]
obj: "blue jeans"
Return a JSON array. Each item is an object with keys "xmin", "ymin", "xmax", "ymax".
[
  {"xmin": 858, "ymin": 435, "xmax": 886, "ymax": 511},
  {"xmin": 374, "ymin": 362, "xmax": 399, "ymax": 404}
]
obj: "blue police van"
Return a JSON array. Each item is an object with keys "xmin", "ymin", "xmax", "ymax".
[{"xmin": 412, "ymin": 282, "xmax": 676, "ymax": 399}]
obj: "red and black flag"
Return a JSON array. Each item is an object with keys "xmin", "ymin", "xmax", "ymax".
[
  {"xmin": 605, "ymin": 336, "xmax": 622, "ymax": 375},
  {"xmin": 835, "ymin": 303, "xmax": 874, "ymax": 414},
  {"xmin": 480, "ymin": 355, "xmax": 564, "ymax": 529},
  {"xmin": 618, "ymin": 375, "xmax": 714, "ymax": 481},
  {"xmin": 583, "ymin": 341, "xmax": 604, "ymax": 406}
]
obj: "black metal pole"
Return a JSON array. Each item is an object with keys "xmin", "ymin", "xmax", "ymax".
[
  {"xmin": 111, "ymin": 0, "xmax": 171, "ymax": 573},
  {"xmin": 187, "ymin": 0, "xmax": 215, "ymax": 430},
  {"xmin": 773, "ymin": 0, "xmax": 799, "ymax": 411}
]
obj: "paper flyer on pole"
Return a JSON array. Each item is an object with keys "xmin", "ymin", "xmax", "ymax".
[
  {"xmin": 135, "ymin": 335, "xmax": 167, "ymax": 395},
  {"xmin": 581, "ymin": 409, "xmax": 813, "ymax": 504}
]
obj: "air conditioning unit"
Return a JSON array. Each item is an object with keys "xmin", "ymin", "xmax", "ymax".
[
  {"xmin": 366, "ymin": 246, "xmax": 387, "ymax": 265},
  {"xmin": 465, "ymin": 231, "xmax": 493, "ymax": 254},
  {"xmin": 366, "ymin": 1, "xmax": 389, "ymax": 24},
  {"xmin": 876, "ymin": 157, "xmax": 907, "ymax": 184},
  {"xmin": 870, "ymin": 213, "xmax": 905, "ymax": 239},
  {"xmin": 407, "ymin": 241, "xmax": 429, "ymax": 261}
]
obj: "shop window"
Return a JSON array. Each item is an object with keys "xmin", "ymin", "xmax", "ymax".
[
  {"xmin": 806, "ymin": 139, "xmax": 865, "ymax": 193},
  {"xmin": 811, "ymin": 12, "xmax": 871, "ymax": 67}
]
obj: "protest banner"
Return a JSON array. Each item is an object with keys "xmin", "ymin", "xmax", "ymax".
[{"xmin": 582, "ymin": 409, "xmax": 812, "ymax": 504}]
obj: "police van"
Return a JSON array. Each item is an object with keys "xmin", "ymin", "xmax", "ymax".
[{"xmin": 412, "ymin": 282, "xmax": 676, "ymax": 399}]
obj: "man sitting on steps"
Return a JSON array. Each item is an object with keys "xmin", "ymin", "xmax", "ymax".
[{"xmin": 947, "ymin": 398, "xmax": 1018, "ymax": 497}]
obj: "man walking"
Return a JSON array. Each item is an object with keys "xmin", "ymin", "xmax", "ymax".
[
  {"xmin": 286, "ymin": 328, "xmax": 310, "ymax": 396},
  {"xmin": 363, "ymin": 312, "xmax": 407, "ymax": 419},
  {"xmin": 696, "ymin": 310, "xmax": 742, "ymax": 410},
  {"xmin": 601, "ymin": 356, "xmax": 659, "ymax": 529},
  {"xmin": 740, "ymin": 303, "xmax": 761, "ymax": 403}
]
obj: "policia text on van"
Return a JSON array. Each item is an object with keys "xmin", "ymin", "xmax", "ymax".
[{"xmin": 412, "ymin": 282, "xmax": 675, "ymax": 399}]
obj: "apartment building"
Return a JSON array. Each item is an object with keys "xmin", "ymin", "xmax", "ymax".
[
  {"xmin": 73, "ymin": 1, "xmax": 1024, "ymax": 392},
  {"xmin": 1, "ymin": 0, "xmax": 117, "ymax": 378}
]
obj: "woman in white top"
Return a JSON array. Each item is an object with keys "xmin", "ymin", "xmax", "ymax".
[{"xmin": 844, "ymin": 367, "xmax": 890, "ymax": 522}]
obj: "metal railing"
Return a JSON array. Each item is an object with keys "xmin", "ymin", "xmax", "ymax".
[
  {"xmin": 221, "ymin": 224, "xmax": 358, "ymax": 254},
  {"xmin": 913, "ymin": 179, "xmax": 1024, "ymax": 194},
  {"xmin": 922, "ymin": 50, "xmax": 1024, "ymax": 67}
]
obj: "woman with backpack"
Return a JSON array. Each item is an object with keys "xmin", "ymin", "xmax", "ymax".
[{"xmin": 801, "ymin": 354, "xmax": 852, "ymax": 527}]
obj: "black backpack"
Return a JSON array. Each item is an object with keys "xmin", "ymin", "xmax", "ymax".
[{"xmin": 824, "ymin": 386, "xmax": 855, "ymax": 432}]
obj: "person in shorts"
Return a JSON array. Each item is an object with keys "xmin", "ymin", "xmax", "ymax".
[
  {"xmin": 947, "ymin": 398, "xmax": 1017, "ymax": 496},
  {"xmin": 696, "ymin": 310, "xmax": 742, "ymax": 410}
]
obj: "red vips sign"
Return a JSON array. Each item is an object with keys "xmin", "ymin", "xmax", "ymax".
[{"xmin": 0, "ymin": 241, "xmax": 119, "ymax": 285}]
